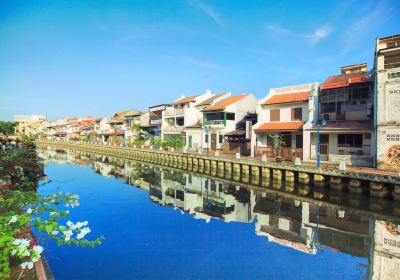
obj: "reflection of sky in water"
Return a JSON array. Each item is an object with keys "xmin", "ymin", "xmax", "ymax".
[{"xmin": 37, "ymin": 160, "xmax": 369, "ymax": 280}]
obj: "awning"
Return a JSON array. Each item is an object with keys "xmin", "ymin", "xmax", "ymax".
[
  {"xmin": 224, "ymin": 130, "xmax": 246, "ymax": 136},
  {"xmin": 255, "ymin": 122, "xmax": 304, "ymax": 132},
  {"xmin": 307, "ymin": 120, "xmax": 373, "ymax": 132}
]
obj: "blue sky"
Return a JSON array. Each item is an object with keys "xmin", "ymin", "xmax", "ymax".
[{"xmin": 1, "ymin": 0, "xmax": 399, "ymax": 121}]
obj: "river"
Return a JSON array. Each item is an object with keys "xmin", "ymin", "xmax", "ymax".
[{"xmin": 36, "ymin": 147, "xmax": 400, "ymax": 280}]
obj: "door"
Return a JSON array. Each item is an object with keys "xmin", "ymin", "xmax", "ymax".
[
  {"xmin": 188, "ymin": 135, "xmax": 193, "ymax": 148},
  {"xmin": 211, "ymin": 133, "xmax": 217, "ymax": 150},
  {"xmin": 320, "ymin": 134, "xmax": 329, "ymax": 155},
  {"xmin": 281, "ymin": 134, "xmax": 292, "ymax": 159}
]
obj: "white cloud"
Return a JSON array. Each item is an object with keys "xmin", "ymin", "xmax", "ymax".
[
  {"xmin": 265, "ymin": 23, "xmax": 333, "ymax": 45},
  {"xmin": 186, "ymin": 0, "xmax": 223, "ymax": 26}
]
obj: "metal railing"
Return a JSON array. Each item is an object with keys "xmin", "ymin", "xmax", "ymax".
[{"xmin": 203, "ymin": 120, "xmax": 225, "ymax": 126}]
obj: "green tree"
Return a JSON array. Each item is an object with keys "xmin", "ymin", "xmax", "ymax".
[{"xmin": 0, "ymin": 121, "xmax": 18, "ymax": 136}]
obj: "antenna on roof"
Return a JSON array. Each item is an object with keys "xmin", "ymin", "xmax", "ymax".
[{"xmin": 204, "ymin": 57, "xmax": 209, "ymax": 91}]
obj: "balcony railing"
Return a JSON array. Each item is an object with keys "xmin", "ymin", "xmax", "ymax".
[
  {"xmin": 163, "ymin": 126, "xmax": 184, "ymax": 132},
  {"xmin": 164, "ymin": 108, "xmax": 184, "ymax": 117},
  {"xmin": 203, "ymin": 120, "xmax": 225, "ymax": 126},
  {"xmin": 150, "ymin": 119, "xmax": 162, "ymax": 125}
]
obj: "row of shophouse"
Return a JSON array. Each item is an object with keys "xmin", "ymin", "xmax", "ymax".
[{"xmin": 15, "ymin": 34, "xmax": 400, "ymax": 169}]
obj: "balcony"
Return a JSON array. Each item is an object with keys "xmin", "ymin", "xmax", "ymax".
[
  {"xmin": 163, "ymin": 126, "xmax": 184, "ymax": 133},
  {"xmin": 150, "ymin": 119, "xmax": 162, "ymax": 125},
  {"xmin": 203, "ymin": 120, "xmax": 225, "ymax": 127},
  {"xmin": 164, "ymin": 108, "xmax": 184, "ymax": 117}
]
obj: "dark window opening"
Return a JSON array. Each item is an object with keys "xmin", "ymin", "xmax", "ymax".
[
  {"xmin": 176, "ymin": 117, "xmax": 184, "ymax": 126},
  {"xmin": 291, "ymin": 108, "xmax": 302, "ymax": 121},
  {"xmin": 219, "ymin": 134, "xmax": 223, "ymax": 143},
  {"xmin": 296, "ymin": 135, "xmax": 303, "ymax": 149},
  {"xmin": 226, "ymin": 113, "xmax": 235, "ymax": 120},
  {"xmin": 338, "ymin": 134, "xmax": 363, "ymax": 148},
  {"xmin": 205, "ymin": 134, "xmax": 209, "ymax": 143}
]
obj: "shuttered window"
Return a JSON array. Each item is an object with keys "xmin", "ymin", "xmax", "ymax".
[{"xmin": 270, "ymin": 109, "xmax": 280, "ymax": 122}]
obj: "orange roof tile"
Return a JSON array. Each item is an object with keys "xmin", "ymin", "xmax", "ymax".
[
  {"xmin": 320, "ymin": 72, "xmax": 369, "ymax": 90},
  {"xmin": 203, "ymin": 94, "xmax": 249, "ymax": 111},
  {"xmin": 171, "ymin": 95, "xmax": 198, "ymax": 105},
  {"xmin": 255, "ymin": 122, "xmax": 304, "ymax": 132},
  {"xmin": 263, "ymin": 92, "xmax": 310, "ymax": 105}
]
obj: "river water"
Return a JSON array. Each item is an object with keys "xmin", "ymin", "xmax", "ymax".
[{"xmin": 36, "ymin": 147, "xmax": 400, "ymax": 280}]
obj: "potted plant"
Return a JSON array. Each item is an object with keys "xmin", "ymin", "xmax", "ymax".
[{"xmin": 268, "ymin": 134, "xmax": 285, "ymax": 163}]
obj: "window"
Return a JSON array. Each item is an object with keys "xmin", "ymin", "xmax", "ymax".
[
  {"xmin": 338, "ymin": 134, "xmax": 363, "ymax": 147},
  {"xmin": 226, "ymin": 113, "xmax": 235, "ymax": 120},
  {"xmin": 270, "ymin": 109, "xmax": 280, "ymax": 122},
  {"xmin": 205, "ymin": 134, "xmax": 209, "ymax": 143},
  {"xmin": 388, "ymin": 72, "xmax": 400, "ymax": 79},
  {"xmin": 384, "ymin": 50, "xmax": 400, "ymax": 69},
  {"xmin": 188, "ymin": 174, "xmax": 192, "ymax": 184},
  {"xmin": 291, "ymin": 108, "xmax": 302, "ymax": 121},
  {"xmin": 176, "ymin": 117, "xmax": 184, "ymax": 126},
  {"xmin": 321, "ymin": 102, "xmax": 336, "ymax": 113},
  {"xmin": 219, "ymin": 134, "xmax": 223, "ymax": 143},
  {"xmin": 282, "ymin": 134, "xmax": 292, "ymax": 147}
]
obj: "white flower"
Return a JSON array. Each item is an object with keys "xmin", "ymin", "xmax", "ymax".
[
  {"xmin": 51, "ymin": 230, "xmax": 59, "ymax": 236},
  {"xmin": 50, "ymin": 199, "xmax": 55, "ymax": 203},
  {"xmin": 22, "ymin": 250, "xmax": 30, "ymax": 257},
  {"xmin": 20, "ymin": 262, "xmax": 34, "ymax": 270},
  {"xmin": 66, "ymin": 221, "xmax": 73, "ymax": 227},
  {"xmin": 64, "ymin": 235, "xmax": 71, "ymax": 242},
  {"xmin": 33, "ymin": 245, "xmax": 44, "ymax": 255},
  {"xmin": 26, "ymin": 208, "xmax": 33, "ymax": 214},
  {"xmin": 11, "ymin": 249, "xmax": 17, "ymax": 256},
  {"xmin": 50, "ymin": 211, "xmax": 57, "ymax": 216},
  {"xmin": 65, "ymin": 203, "xmax": 70, "ymax": 207},
  {"xmin": 7, "ymin": 215, "xmax": 18, "ymax": 225}
]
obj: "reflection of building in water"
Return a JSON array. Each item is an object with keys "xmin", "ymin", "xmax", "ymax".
[
  {"xmin": 40, "ymin": 147, "xmax": 400, "ymax": 278},
  {"xmin": 254, "ymin": 193, "xmax": 316, "ymax": 254},
  {"xmin": 369, "ymin": 220, "xmax": 400, "ymax": 280},
  {"xmin": 308, "ymin": 205, "xmax": 372, "ymax": 257}
]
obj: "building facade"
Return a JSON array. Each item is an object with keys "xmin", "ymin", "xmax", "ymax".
[
  {"xmin": 309, "ymin": 64, "xmax": 375, "ymax": 167},
  {"xmin": 374, "ymin": 34, "xmax": 400, "ymax": 170},
  {"xmin": 252, "ymin": 83, "xmax": 318, "ymax": 160}
]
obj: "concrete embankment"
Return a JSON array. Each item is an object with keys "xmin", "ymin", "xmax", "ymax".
[{"xmin": 36, "ymin": 140, "xmax": 400, "ymax": 200}]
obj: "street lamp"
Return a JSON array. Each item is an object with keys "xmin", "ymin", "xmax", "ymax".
[{"xmin": 313, "ymin": 117, "xmax": 327, "ymax": 169}]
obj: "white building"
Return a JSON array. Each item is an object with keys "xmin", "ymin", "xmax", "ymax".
[
  {"xmin": 14, "ymin": 115, "xmax": 47, "ymax": 124},
  {"xmin": 161, "ymin": 90, "xmax": 213, "ymax": 148},
  {"xmin": 201, "ymin": 93, "xmax": 258, "ymax": 153},
  {"xmin": 374, "ymin": 34, "xmax": 400, "ymax": 170},
  {"xmin": 186, "ymin": 92, "xmax": 231, "ymax": 150},
  {"xmin": 252, "ymin": 83, "xmax": 318, "ymax": 160}
]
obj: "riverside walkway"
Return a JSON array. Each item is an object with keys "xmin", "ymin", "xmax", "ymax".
[{"xmin": 36, "ymin": 140, "xmax": 400, "ymax": 200}]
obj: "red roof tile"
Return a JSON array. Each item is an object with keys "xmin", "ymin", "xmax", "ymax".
[
  {"xmin": 171, "ymin": 95, "xmax": 198, "ymax": 105},
  {"xmin": 255, "ymin": 122, "xmax": 304, "ymax": 132},
  {"xmin": 262, "ymin": 92, "xmax": 310, "ymax": 105},
  {"xmin": 203, "ymin": 94, "xmax": 249, "ymax": 111},
  {"xmin": 321, "ymin": 73, "xmax": 369, "ymax": 90}
]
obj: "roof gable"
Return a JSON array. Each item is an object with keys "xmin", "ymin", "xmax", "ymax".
[
  {"xmin": 171, "ymin": 95, "xmax": 198, "ymax": 105},
  {"xmin": 262, "ymin": 92, "xmax": 310, "ymax": 106},
  {"xmin": 203, "ymin": 94, "xmax": 249, "ymax": 111}
]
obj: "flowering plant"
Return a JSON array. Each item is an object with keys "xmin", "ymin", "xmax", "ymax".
[{"xmin": 0, "ymin": 143, "xmax": 104, "ymax": 279}]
